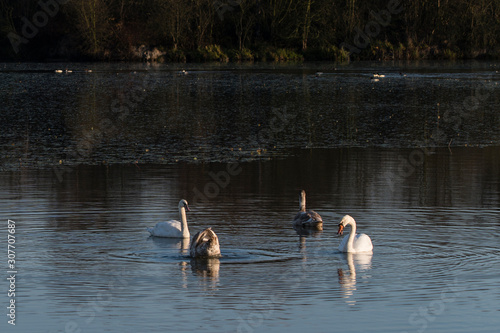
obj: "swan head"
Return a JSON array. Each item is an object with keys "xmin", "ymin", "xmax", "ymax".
[
  {"xmin": 178, "ymin": 199, "xmax": 190, "ymax": 212},
  {"xmin": 337, "ymin": 215, "xmax": 355, "ymax": 235}
]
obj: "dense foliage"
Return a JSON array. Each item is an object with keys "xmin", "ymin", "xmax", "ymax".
[{"xmin": 1, "ymin": 0, "xmax": 499, "ymax": 61}]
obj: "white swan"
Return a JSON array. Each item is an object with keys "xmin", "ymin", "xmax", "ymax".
[
  {"xmin": 337, "ymin": 215, "xmax": 373, "ymax": 253},
  {"xmin": 147, "ymin": 199, "xmax": 190, "ymax": 238},
  {"xmin": 293, "ymin": 190, "xmax": 323, "ymax": 230},
  {"xmin": 190, "ymin": 227, "xmax": 221, "ymax": 258}
]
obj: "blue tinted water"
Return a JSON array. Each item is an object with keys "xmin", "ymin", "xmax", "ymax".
[{"xmin": 1, "ymin": 62, "xmax": 499, "ymax": 332}]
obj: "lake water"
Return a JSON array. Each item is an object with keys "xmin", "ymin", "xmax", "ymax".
[{"xmin": 1, "ymin": 61, "xmax": 500, "ymax": 332}]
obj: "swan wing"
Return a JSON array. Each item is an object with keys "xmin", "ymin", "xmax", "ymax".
[
  {"xmin": 293, "ymin": 210, "xmax": 323, "ymax": 228},
  {"xmin": 338, "ymin": 233, "xmax": 373, "ymax": 253},
  {"xmin": 353, "ymin": 233, "xmax": 373, "ymax": 253},
  {"xmin": 190, "ymin": 228, "xmax": 221, "ymax": 258},
  {"xmin": 147, "ymin": 220, "xmax": 182, "ymax": 238},
  {"xmin": 307, "ymin": 210, "xmax": 323, "ymax": 222}
]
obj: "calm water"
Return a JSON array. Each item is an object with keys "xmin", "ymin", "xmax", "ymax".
[{"xmin": 1, "ymin": 62, "xmax": 500, "ymax": 332}]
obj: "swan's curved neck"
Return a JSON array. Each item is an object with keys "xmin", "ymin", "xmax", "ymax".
[
  {"xmin": 347, "ymin": 220, "xmax": 357, "ymax": 252},
  {"xmin": 299, "ymin": 193, "xmax": 306, "ymax": 212},
  {"xmin": 179, "ymin": 207, "xmax": 189, "ymax": 238},
  {"xmin": 180, "ymin": 238, "xmax": 189, "ymax": 254}
]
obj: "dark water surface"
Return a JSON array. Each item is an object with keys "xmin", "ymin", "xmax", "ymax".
[
  {"xmin": 1, "ymin": 61, "xmax": 500, "ymax": 168},
  {"xmin": 1, "ymin": 62, "xmax": 500, "ymax": 332}
]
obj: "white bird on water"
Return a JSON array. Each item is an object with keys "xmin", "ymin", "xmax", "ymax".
[
  {"xmin": 147, "ymin": 199, "xmax": 190, "ymax": 238},
  {"xmin": 337, "ymin": 215, "xmax": 373, "ymax": 253},
  {"xmin": 146, "ymin": 199, "xmax": 221, "ymax": 258}
]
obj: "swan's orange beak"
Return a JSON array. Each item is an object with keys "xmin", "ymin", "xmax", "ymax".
[{"xmin": 337, "ymin": 224, "xmax": 344, "ymax": 235}]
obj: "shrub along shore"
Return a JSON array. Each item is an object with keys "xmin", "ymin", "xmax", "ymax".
[{"xmin": 1, "ymin": 0, "xmax": 499, "ymax": 62}]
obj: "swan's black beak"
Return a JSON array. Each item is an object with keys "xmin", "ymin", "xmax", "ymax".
[
  {"xmin": 185, "ymin": 205, "xmax": 191, "ymax": 212},
  {"xmin": 337, "ymin": 224, "xmax": 344, "ymax": 235}
]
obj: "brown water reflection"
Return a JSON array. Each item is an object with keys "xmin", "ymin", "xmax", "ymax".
[
  {"xmin": 4, "ymin": 146, "xmax": 499, "ymax": 230},
  {"xmin": 1, "ymin": 62, "xmax": 499, "ymax": 170}
]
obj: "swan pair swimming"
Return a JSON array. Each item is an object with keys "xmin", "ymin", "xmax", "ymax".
[
  {"xmin": 293, "ymin": 190, "xmax": 373, "ymax": 253},
  {"xmin": 147, "ymin": 199, "xmax": 220, "ymax": 258}
]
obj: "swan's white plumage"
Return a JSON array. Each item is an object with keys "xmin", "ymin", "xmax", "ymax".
[
  {"xmin": 337, "ymin": 215, "xmax": 373, "ymax": 253},
  {"xmin": 147, "ymin": 199, "xmax": 190, "ymax": 238},
  {"xmin": 147, "ymin": 220, "xmax": 184, "ymax": 238},
  {"xmin": 338, "ymin": 232, "xmax": 373, "ymax": 253}
]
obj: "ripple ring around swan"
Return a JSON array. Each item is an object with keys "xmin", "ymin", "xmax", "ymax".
[{"xmin": 110, "ymin": 248, "xmax": 300, "ymax": 264}]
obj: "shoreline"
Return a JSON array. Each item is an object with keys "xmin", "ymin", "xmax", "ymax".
[{"xmin": 3, "ymin": 43, "xmax": 499, "ymax": 64}]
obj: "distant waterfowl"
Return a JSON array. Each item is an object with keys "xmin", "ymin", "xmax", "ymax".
[
  {"xmin": 179, "ymin": 69, "xmax": 188, "ymax": 75},
  {"xmin": 147, "ymin": 199, "xmax": 190, "ymax": 238},
  {"xmin": 337, "ymin": 215, "xmax": 373, "ymax": 253},
  {"xmin": 54, "ymin": 69, "xmax": 63, "ymax": 73},
  {"xmin": 372, "ymin": 73, "xmax": 385, "ymax": 78},
  {"xmin": 190, "ymin": 227, "xmax": 221, "ymax": 258},
  {"xmin": 292, "ymin": 190, "xmax": 323, "ymax": 230}
]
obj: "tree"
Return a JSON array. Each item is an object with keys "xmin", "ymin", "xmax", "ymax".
[
  {"xmin": 68, "ymin": 0, "xmax": 112, "ymax": 58},
  {"xmin": 148, "ymin": 0, "xmax": 191, "ymax": 50}
]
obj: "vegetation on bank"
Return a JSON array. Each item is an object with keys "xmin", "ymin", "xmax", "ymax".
[{"xmin": 1, "ymin": 0, "xmax": 499, "ymax": 62}]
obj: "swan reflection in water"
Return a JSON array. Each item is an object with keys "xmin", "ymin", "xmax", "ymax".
[
  {"xmin": 181, "ymin": 257, "xmax": 220, "ymax": 290},
  {"xmin": 149, "ymin": 236, "xmax": 190, "ymax": 255},
  {"xmin": 337, "ymin": 252, "xmax": 372, "ymax": 305},
  {"xmin": 190, "ymin": 257, "xmax": 220, "ymax": 278},
  {"xmin": 294, "ymin": 225, "xmax": 323, "ymax": 237}
]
